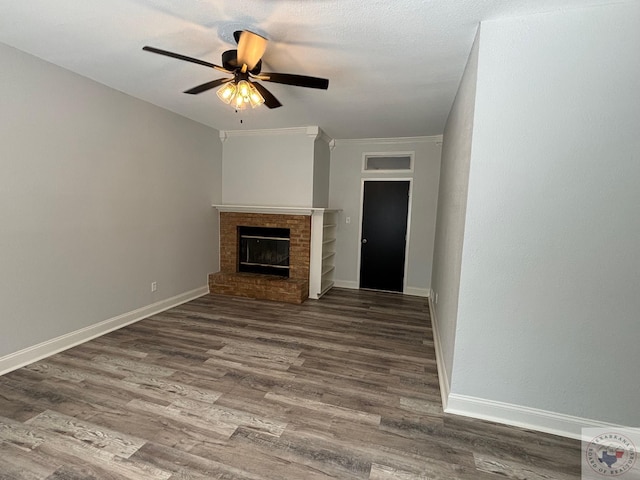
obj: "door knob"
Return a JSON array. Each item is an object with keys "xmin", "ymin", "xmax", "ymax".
[{"xmin": 362, "ymin": 238, "xmax": 368, "ymax": 244}]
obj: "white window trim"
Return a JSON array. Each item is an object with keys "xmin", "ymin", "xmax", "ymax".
[{"xmin": 361, "ymin": 151, "xmax": 415, "ymax": 174}]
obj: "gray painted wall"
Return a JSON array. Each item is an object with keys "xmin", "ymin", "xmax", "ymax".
[
  {"xmin": 430, "ymin": 31, "xmax": 479, "ymax": 387},
  {"xmin": 450, "ymin": 3, "xmax": 640, "ymax": 425},
  {"xmin": 0, "ymin": 43, "xmax": 222, "ymax": 358},
  {"xmin": 221, "ymin": 131, "xmax": 315, "ymax": 207},
  {"xmin": 312, "ymin": 138, "xmax": 331, "ymax": 208},
  {"xmin": 329, "ymin": 138, "xmax": 441, "ymax": 294}
]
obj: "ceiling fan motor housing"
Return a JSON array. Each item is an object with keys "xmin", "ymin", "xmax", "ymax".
[{"xmin": 222, "ymin": 49, "xmax": 262, "ymax": 74}]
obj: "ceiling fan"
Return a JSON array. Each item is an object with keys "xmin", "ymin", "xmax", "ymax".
[{"xmin": 143, "ymin": 30, "xmax": 329, "ymax": 110}]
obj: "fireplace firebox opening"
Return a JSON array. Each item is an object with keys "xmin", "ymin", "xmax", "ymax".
[{"xmin": 238, "ymin": 226, "xmax": 290, "ymax": 277}]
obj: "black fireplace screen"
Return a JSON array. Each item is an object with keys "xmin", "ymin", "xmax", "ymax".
[{"xmin": 238, "ymin": 226, "xmax": 290, "ymax": 277}]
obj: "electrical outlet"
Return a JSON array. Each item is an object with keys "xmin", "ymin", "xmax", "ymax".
[
  {"xmin": 346, "ymin": 216, "xmax": 351, "ymax": 224},
  {"xmin": 151, "ymin": 282, "xmax": 157, "ymax": 292}
]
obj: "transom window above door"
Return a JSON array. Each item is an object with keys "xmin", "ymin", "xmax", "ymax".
[{"xmin": 362, "ymin": 153, "xmax": 414, "ymax": 173}]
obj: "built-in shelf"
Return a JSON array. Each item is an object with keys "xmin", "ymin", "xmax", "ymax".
[
  {"xmin": 320, "ymin": 280, "xmax": 335, "ymax": 296},
  {"xmin": 308, "ymin": 209, "xmax": 340, "ymax": 300},
  {"xmin": 322, "ymin": 265, "xmax": 335, "ymax": 276},
  {"xmin": 317, "ymin": 210, "xmax": 338, "ymax": 298}
]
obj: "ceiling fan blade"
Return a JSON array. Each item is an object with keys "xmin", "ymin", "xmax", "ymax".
[
  {"xmin": 258, "ymin": 72, "xmax": 329, "ymax": 90},
  {"xmin": 142, "ymin": 46, "xmax": 230, "ymax": 73},
  {"xmin": 252, "ymin": 82, "xmax": 282, "ymax": 109},
  {"xmin": 236, "ymin": 31, "xmax": 268, "ymax": 71},
  {"xmin": 184, "ymin": 78, "xmax": 232, "ymax": 95}
]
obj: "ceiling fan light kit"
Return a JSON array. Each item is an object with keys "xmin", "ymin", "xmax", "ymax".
[{"xmin": 143, "ymin": 30, "xmax": 329, "ymax": 110}]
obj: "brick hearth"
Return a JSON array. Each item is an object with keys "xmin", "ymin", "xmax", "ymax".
[{"xmin": 209, "ymin": 212, "xmax": 311, "ymax": 304}]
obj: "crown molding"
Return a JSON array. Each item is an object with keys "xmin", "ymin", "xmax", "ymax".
[
  {"xmin": 310, "ymin": 127, "xmax": 334, "ymax": 146},
  {"xmin": 317, "ymin": 128, "xmax": 333, "ymax": 146},
  {"xmin": 219, "ymin": 126, "xmax": 329, "ymax": 139},
  {"xmin": 334, "ymin": 135, "xmax": 443, "ymax": 146},
  {"xmin": 306, "ymin": 126, "xmax": 320, "ymax": 139},
  {"xmin": 220, "ymin": 128, "xmax": 437, "ymax": 148}
]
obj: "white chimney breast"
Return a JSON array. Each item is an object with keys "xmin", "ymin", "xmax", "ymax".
[{"xmin": 221, "ymin": 126, "xmax": 331, "ymax": 208}]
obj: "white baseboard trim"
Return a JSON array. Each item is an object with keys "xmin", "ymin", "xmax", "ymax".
[
  {"xmin": 427, "ymin": 295, "xmax": 629, "ymax": 441},
  {"xmin": 333, "ymin": 281, "xmax": 430, "ymax": 298},
  {"xmin": 0, "ymin": 286, "xmax": 209, "ymax": 376},
  {"xmin": 404, "ymin": 287, "xmax": 429, "ymax": 297},
  {"xmin": 333, "ymin": 279, "xmax": 359, "ymax": 289},
  {"xmin": 428, "ymin": 295, "xmax": 451, "ymax": 410},
  {"xmin": 445, "ymin": 393, "xmax": 628, "ymax": 441}
]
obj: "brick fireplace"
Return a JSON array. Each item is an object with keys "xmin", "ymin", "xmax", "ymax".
[{"xmin": 209, "ymin": 211, "xmax": 311, "ymax": 303}]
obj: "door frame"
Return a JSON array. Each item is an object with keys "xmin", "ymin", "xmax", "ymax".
[{"xmin": 356, "ymin": 178, "xmax": 413, "ymax": 293}]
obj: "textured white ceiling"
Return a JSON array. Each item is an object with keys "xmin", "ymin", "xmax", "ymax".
[{"xmin": 0, "ymin": 0, "xmax": 624, "ymax": 139}]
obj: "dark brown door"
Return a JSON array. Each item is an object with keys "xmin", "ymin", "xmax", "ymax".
[{"xmin": 359, "ymin": 180, "xmax": 410, "ymax": 292}]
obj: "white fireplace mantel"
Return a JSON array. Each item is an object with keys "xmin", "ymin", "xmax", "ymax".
[{"xmin": 212, "ymin": 204, "xmax": 335, "ymax": 216}]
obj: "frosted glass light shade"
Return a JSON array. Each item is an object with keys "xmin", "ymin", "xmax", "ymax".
[
  {"xmin": 216, "ymin": 82, "xmax": 236, "ymax": 104},
  {"xmin": 247, "ymin": 82, "xmax": 265, "ymax": 108},
  {"xmin": 237, "ymin": 80, "xmax": 251, "ymax": 98},
  {"xmin": 217, "ymin": 80, "xmax": 264, "ymax": 110},
  {"xmin": 234, "ymin": 92, "xmax": 248, "ymax": 110}
]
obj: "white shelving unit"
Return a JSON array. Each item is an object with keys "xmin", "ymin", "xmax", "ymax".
[{"xmin": 309, "ymin": 209, "xmax": 339, "ymax": 299}]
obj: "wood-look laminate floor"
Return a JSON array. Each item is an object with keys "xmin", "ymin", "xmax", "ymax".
[{"xmin": 0, "ymin": 289, "xmax": 582, "ymax": 479}]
